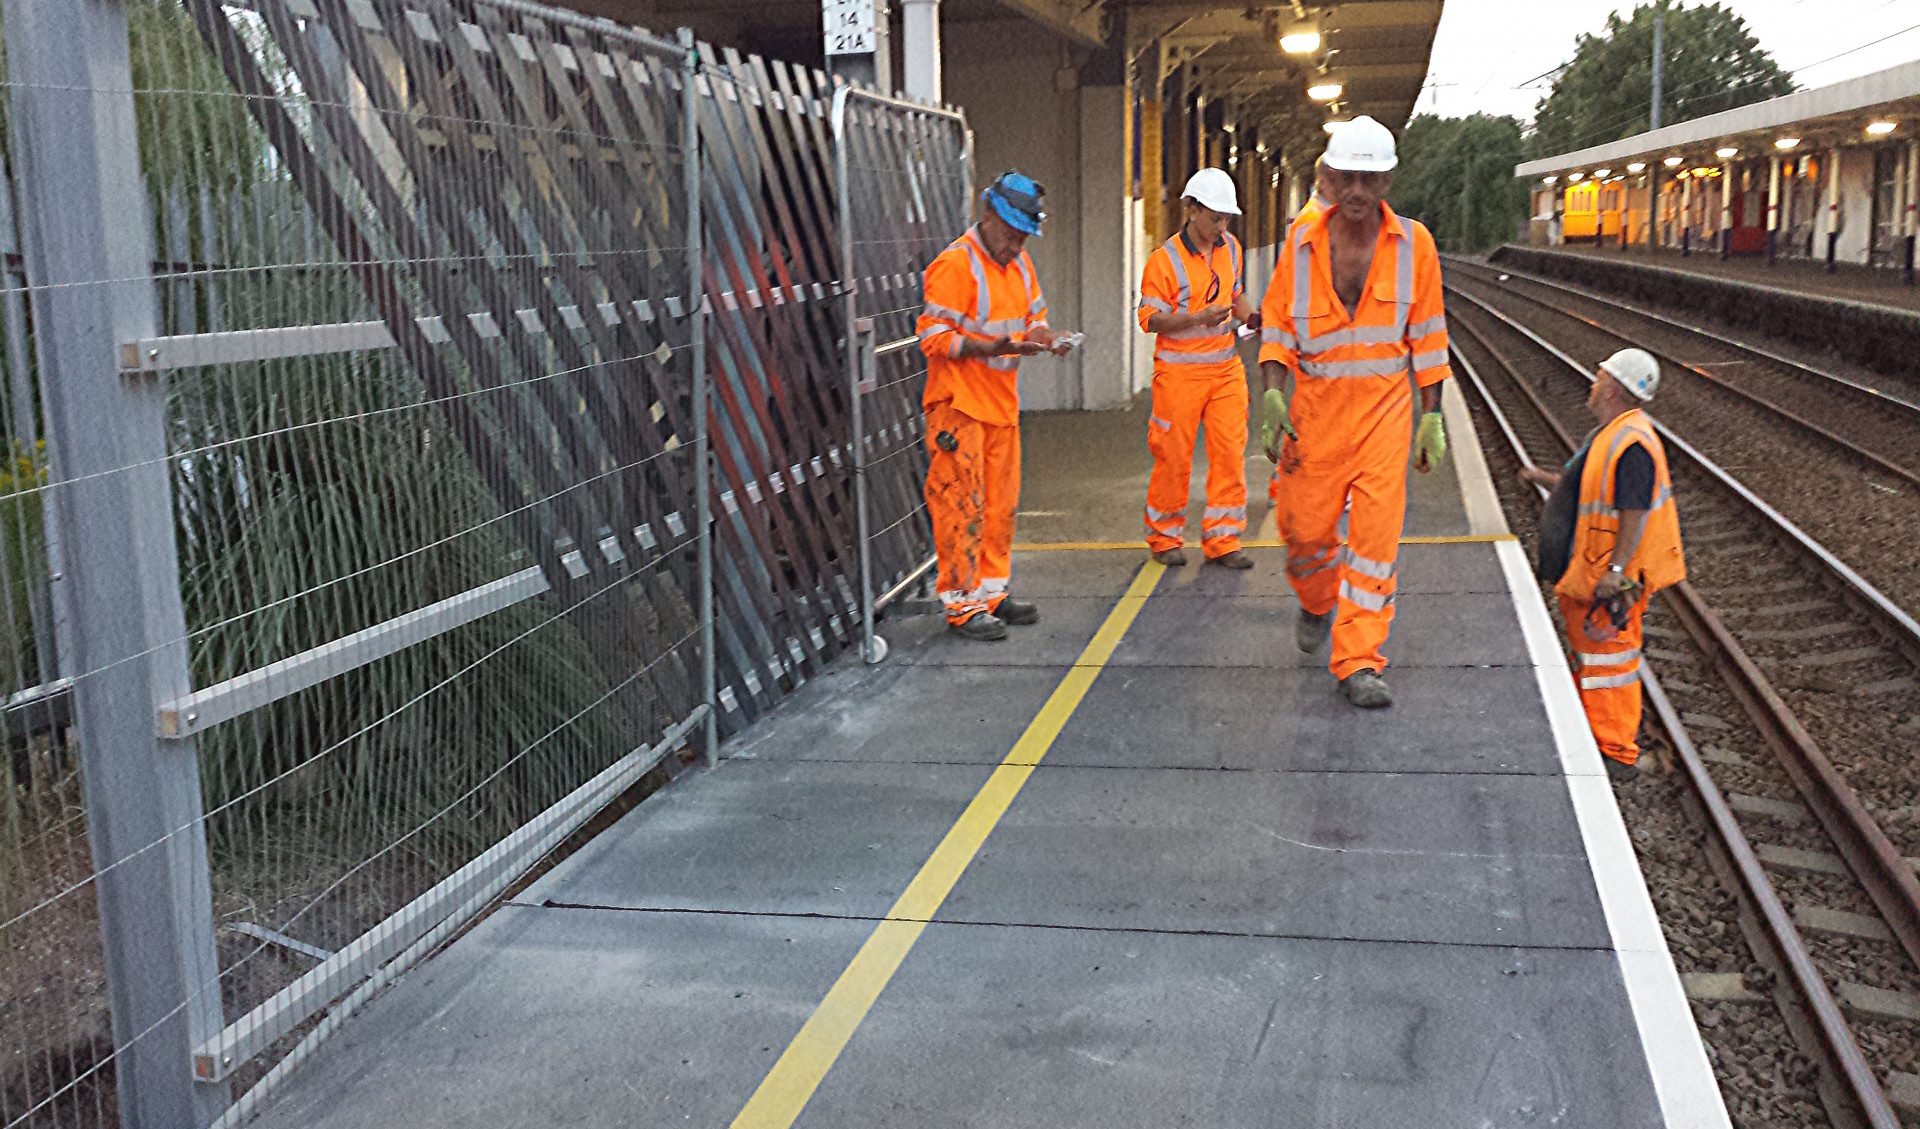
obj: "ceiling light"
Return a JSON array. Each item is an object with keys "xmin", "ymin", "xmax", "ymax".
[
  {"xmin": 1568, "ymin": 171, "xmax": 1585, "ymax": 182},
  {"xmin": 1280, "ymin": 29, "xmax": 1322, "ymax": 55},
  {"xmin": 1716, "ymin": 146, "xmax": 1739, "ymax": 159},
  {"xmin": 1775, "ymin": 137, "xmax": 1800, "ymax": 150},
  {"xmin": 1594, "ymin": 167, "xmax": 1612, "ymax": 177},
  {"xmin": 1626, "ymin": 162, "xmax": 1646, "ymax": 173},
  {"xmin": 1663, "ymin": 156, "xmax": 1684, "ymax": 168},
  {"xmin": 1868, "ymin": 120, "xmax": 1898, "ymax": 136},
  {"xmin": 1307, "ymin": 81, "xmax": 1344, "ymax": 102},
  {"xmin": 1543, "ymin": 175, "xmax": 1558, "ymax": 184}
]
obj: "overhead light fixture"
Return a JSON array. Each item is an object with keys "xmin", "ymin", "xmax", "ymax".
[
  {"xmin": 1568, "ymin": 171, "xmax": 1585, "ymax": 182},
  {"xmin": 1868, "ymin": 120, "xmax": 1898, "ymax": 136},
  {"xmin": 1775, "ymin": 137, "xmax": 1800, "ymax": 150},
  {"xmin": 1307, "ymin": 81, "xmax": 1344, "ymax": 102},
  {"xmin": 1626, "ymin": 162, "xmax": 1647, "ymax": 173},
  {"xmin": 1716, "ymin": 146, "xmax": 1739, "ymax": 159},
  {"xmin": 1664, "ymin": 156, "xmax": 1684, "ymax": 168},
  {"xmin": 1594, "ymin": 167, "xmax": 1612, "ymax": 177},
  {"xmin": 1543, "ymin": 175, "xmax": 1559, "ymax": 184},
  {"xmin": 1280, "ymin": 23, "xmax": 1322, "ymax": 55},
  {"xmin": 1676, "ymin": 170, "xmax": 1691, "ymax": 180}
]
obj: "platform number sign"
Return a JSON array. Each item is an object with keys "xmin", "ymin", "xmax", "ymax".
[{"xmin": 823, "ymin": 0, "xmax": 876, "ymax": 56}]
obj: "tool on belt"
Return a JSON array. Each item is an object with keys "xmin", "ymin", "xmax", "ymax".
[{"xmin": 1582, "ymin": 577, "xmax": 1643, "ymax": 644}]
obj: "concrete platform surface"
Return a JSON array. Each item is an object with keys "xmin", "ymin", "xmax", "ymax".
[
  {"xmin": 1527, "ymin": 241, "xmax": 1920, "ymax": 317},
  {"xmin": 243, "ymin": 382, "xmax": 1728, "ymax": 1129}
]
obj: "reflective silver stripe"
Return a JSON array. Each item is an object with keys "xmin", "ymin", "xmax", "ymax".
[
  {"xmin": 1163, "ymin": 323, "xmax": 1231, "ymax": 341},
  {"xmin": 961, "ymin": 233, "xmax": 993, "ymax": 330},
  {"xmin": 1581, "ymin": 670, "xmax": 1641, "ymax": 691},
  {"xmin": 1157, "ymin": 346, "xmax": 1237, "ymax": 365},
  {"xmin": 1577, "ymin": 647, "xmax": 1642, "ymax": 668},
  {"xmin": 1202, "ymin": 525, "xmax": 1244, "ymax": 541},
  {"xmin": 1227, "ymin": 234, "xmax": 1242, "ymax": 295},
  {"xmin": 1149, "ymin": 416, "xmax": 1173, "ymax": 431},
  {"xmin": 1015, "ymin": 251, "xmax": 1039, "ymax": 307},
  {"xmin": 1157, "ymin": 524, "xmax": 1188, "ymax": 538},
  {"xmin": 1652, "ymin": 483, "xmax": 1673, "ymax": 508},
  {"xmin": 1291, "ymin": 226, "xmax": 1312, "ymax": 356},
  {"xmin": 918, "ymin": 324, "xmax": 946, "ymax": 340},
  {"xmin": 1407, "ymin": 314, "xmax": 1448, "ymax": 339},
  {"xmin": 1338, "ymin": 580, "xmax": 1395, "ymax": 612},
  {"xmin": 1411, "ymin": 349, "xmax": 1450, "ymax": 372},
  {"xmin": 974, "ymin": 316, "xmax": 1025, "ymax": 336},
  {"xmin": 1145, "ymin": 505, "xmax": 1182, "ymax": 521},
  {"xmin": 1261, "ymin": 327, "xmax": 1295, "ymax": 347},
  {"xmin": 948, "ymin": 335, "xmax": 964, "ymax": 359},
  {"xmin": 1163, "ymin": 237, "xmax": 1192, "ymax": 310},
  {"xmin": 1141, "ymin": 296, "xmax": 1174, "ymax": 313},
  {"xmin": 1204, "ymin": 505, "xmax": 1247, "ymax": 522},
  {"xmin": 1339, "ymin": 546, "xmax": 1395, "ymax": 580},
  {"xmin": 1301, "ymin": 323, "xmax": 1404, "ymax": 351},
  {"xmin": 987, "ymin": 355, "xmax": 1021, "ymax": 371},
  {"xmin": 923, "ymin": 302, "xmax": 966, "ymax": 323},
  {"xmin": 981, "ymin": 577, "xmax": 1010, "ymax": 595},
  {"xmin": 940, "ymin": 587, "xmax": 989, "ymax": 607},
  {"xmin": 1291, "ymin": 557, "xmax": 1338, "ymax": 578},
  {"xmin": 1300, "ymin": 356, "xmax": 1412, "ymax": 380},
  {"xmin": 1393, "ymin": 227, "xmax": 1413, "ymax": 337},
  {"xmin": 1578, "ymin": 501, "xmax": 1619, "ymax": 518}
]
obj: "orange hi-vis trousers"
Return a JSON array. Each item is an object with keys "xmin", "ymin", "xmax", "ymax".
[
  {"xmin": 1144, "ymin": 363, "xmax": 1249, "ymax": 558},
  {"xmin": 1277, "ymin": 394, "xmax": 1410, "ymax": 681},
  {"xmin": 1558, "ymin": 590, "xmax": 1649, "ymax": 767},
  {"xmin": 925, "ymin": 402, "xmax": 1019, "ymax": 626}
]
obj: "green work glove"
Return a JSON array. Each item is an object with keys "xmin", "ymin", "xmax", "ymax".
[
  {"xmin": 1260, "ymin": 387, "xmax": 1295, "ymax": 461},
  {"xmin": 1414, "ymin": 410, "xmax": 1448, "ymax": 474}
]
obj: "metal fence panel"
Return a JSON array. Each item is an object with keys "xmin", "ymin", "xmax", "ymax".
[{"xmin": 0, "ymin": 0, "xmax": 966, "ymax": 1124}]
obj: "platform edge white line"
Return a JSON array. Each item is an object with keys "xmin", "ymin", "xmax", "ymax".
[
  {"xmin": 1441, "ymin": 378, "xmax": 1508, "ymax": 538},
  {"xmin": 1495, "ymin": 538, "xmax": 1731, "ymax": 1128}
]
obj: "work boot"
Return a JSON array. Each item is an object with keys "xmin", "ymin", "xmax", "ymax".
[
  {"xmin": 1603, "ymin": 756, "xmax": 1640, "ymax": 783},
  {"xmin": 1340, "ymin": 668, "xmax": 1393, "ymax": 709},
  {"xmin": 1152, "ymin": 547, "xmax": 1188, "ymax": 566},
  {"xmin": 1296, "ymin": 609, "xmax": 1332, "ymax": 653},
  {"xmin": 1206, "ymin": 550, "xmax": 1253, "ymax": 570},
  {"xmin": 950, "ymin": 613, "xmax": 1008, "ymax": 642},
  {"xmin": 996, "ymin": 598, "xmax": 1041, "ymax": 626}
]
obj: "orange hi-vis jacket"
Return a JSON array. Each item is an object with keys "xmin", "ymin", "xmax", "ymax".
[
  {"xmin": 1137, "ymin": 231, "xmax": 1244, "ymax": 370},
  {"xmin": 916, "ymin": 225, "xmax": 1049, "ymax": 426},
  {"xmin": 1257, "ymin": 202, "xmax": 1450, "ymax": 439},
  {"xmin": 1557, "ymin": 408, "xmax": 1686, "ymax": 603}
]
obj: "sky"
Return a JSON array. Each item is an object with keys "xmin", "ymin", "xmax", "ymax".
[{"xmin": 1420, "ymin": 0, "xmax": 1920, "ymax": 126}]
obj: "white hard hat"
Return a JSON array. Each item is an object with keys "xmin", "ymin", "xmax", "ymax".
[
  {"xmin": 1180, "ymin": 167, "xmax": 1242, "ymax": 215},
  {"xmin": 1321, "ymin": 115, "xmax": 1398, "ymax": 172},
  {"xmin": 1600, "ymin": 347, "xmax": 1660, "ymax": 401}
]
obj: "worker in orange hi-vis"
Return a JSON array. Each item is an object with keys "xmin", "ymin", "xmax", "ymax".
[
  {"xmin": 1257, "ymin": 116, "xmax": 1452, "ymax": 709},
  {"xmin": 915, "ymin": 171, "xmax": 1079, "ymax": 641},
  {"xmin": 1523, "ymin": 348, "xmax": 1685, "ymax": 782},
  {"xmin": 1139, "ymin": 168, "xmax": 1257, "ymax": 570}
]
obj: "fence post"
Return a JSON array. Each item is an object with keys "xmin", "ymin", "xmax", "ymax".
[
  {"xmin": 680, "ymin": 29, "xmax": 717, "ymax": 767},
  {"xmin": 1, "ymin": 1, "xmax": 228, "ymax": 1124},
  {"xmin": 830, "ymin": 88, "xmax": 887, "ymax": 666}
]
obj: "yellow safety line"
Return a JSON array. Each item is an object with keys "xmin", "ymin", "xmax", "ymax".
[
  {"xmin": 1010, "ymin": 533, "xmax": 1518, "ymax": 552},
  {"xmin": 726, "ymin": 560, "xmax": 1166, "ymax": 1129}
]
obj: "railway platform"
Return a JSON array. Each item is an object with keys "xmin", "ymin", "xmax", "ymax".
[
  {"xmin": 242, "ymin": 385, "xmax": 1729, "ymax": 1129},
  {"xmin": 1492, "ymin": 244, "xmax": 1920, "ymax": 380}
]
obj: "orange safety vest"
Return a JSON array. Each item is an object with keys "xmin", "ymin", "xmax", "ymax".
[
  {"xmin": 1257, "ymin": 203, "xmax": 1451, "ymax": 429},
  {"xmin": 1138, "ymin": 231, "xmax": 1243, "ymax": 370},
  {"xmin": 1556, "ymin": 409, "xmax": 1686, "ymax": 602},
  {"xmin": 916, "ymin": 225, "xmax": 1049, "ymax": 427}
]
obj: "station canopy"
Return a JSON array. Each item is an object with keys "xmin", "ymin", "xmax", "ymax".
[{"xmin": 1516, "ymin": 59, "xmax": 1920, "ymax": 185}]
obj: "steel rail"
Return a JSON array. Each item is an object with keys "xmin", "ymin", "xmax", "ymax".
[
  {"xmin": 1445, "ymin": 259, "xmax": 1920, "ymax": 491},
  {"xmin": 1449, "ymin": 319, "xmax": 1904, "ymax": 1129},
  {"xmin": 1449, "ymin": 282, "xmax": 1920, "ymax": 977}
]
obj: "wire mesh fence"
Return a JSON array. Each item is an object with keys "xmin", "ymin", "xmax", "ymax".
[{"xmin": 0, "ymin": 0, "xmax": 967, "ymax": 1125}]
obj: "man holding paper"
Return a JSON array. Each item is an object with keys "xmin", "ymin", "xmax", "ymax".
[{"xmin": 1138, "ymin": 168, "xmax": 1257, "ymax": 570}]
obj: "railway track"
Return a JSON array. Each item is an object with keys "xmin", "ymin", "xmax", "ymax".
[{"xmin": 1446, "ymin": 286, "xmax": 1920, "ymax": 1128}]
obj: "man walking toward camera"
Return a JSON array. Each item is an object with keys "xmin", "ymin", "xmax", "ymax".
[
  {"xmin": 1257, "ymin": 116, "xmax": 1452, "ymax": 708},
  {"xmin": 1138, "ymin": 168, "xmax": 1257, "ymax": 570},
  {"xmin": 916, "ymin": 170, "xmax": 1078, "ymax": 641}
]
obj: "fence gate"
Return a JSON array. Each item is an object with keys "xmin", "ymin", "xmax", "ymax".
[{"xmin": 0, "ymin": 0, "xmax": 967, "ymax": 1125}]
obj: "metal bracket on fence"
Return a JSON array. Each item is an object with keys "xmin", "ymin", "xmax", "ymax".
[{"xmin": 849, "ymin": 316, "xmax": 886, "ymax": 663}]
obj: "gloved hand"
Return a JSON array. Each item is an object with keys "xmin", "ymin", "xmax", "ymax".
[
  {"xmin": 1413, "ymin": 410, "xmax": 1447, "ymax": 474},
  {"xmin": 1260, "ymin": 388, "xmax": 1295, "ymax": 462}
]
